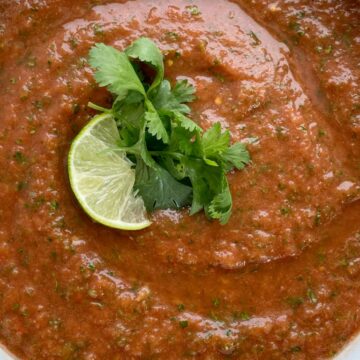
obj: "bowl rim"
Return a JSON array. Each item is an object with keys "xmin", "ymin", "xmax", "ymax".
[{"xmin": 1, "ymin": 333, "xmax": 360, "ymax": 359}]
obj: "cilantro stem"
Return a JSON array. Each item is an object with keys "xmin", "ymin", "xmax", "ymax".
[
  {"xmin": 115, "ymin": 146, "xmax": 139, "ymax": 154},
  {"xmin": 145, "ymin": 99, "xmax": 154, "ymax": 111},
  {"xmin": 149, "ymin": 150, "xmax": 184, "ymax": 160},
  {"xmin": 88, "ymin": 102, "xmax": 112, "ymax": 113},
  {"xmin": 110, "ymin": 145, "xmax": 185, "ymax": 163}
]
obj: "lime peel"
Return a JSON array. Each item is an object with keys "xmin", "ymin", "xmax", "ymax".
[{"xmin": 68, "ymin": 113, "xmax": 151, "ymax": 230}]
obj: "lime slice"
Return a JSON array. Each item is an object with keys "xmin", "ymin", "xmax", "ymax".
[{"xmin": 68, "ymin": 113, "xmax": 151, "ymax": 230}]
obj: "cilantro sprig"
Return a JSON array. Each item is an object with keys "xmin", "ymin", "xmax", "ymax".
[{"xmin": 88, "ymin": 38, "xmax": 250, "ymax": 224}]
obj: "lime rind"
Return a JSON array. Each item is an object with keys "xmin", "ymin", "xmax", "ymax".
[{"xmin": 68, "ymin": 113, "xmax": 151, "ymax": 230}]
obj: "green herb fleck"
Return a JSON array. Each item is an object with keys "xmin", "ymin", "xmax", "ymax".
[
  {"xmin": 93, "ymin": 23, "xmax": 104, "ymax": 36},
  {"xmin": 249, "ymin": 31, "xmax": 261, "ymax": 46},
  {"xmin": 27, "ymin": 56, "xmax": 37, "ymax": 68},
  {"xmin": 280, "ymin": 206, "xmax": 291, "ymax": 216},
  {"xmin": 339, "ymin": 258, "xmax": 349, "ymax": 267},
  {"xmin": 177, "ymin": 304, "xmax": 185, "ymax": 312},
  {"xmin": 286, "ymin": 296, "xmax": 304, "ymax": 309},
  {"xmin": 179, "ymin": 320, "xmax": 188, "ymax": 328},
  {"xmin": 33, "ymin": 100, "xmax": 43, "ymax": 109},
  {"xmin": 314, "ymin": 209, "xmax": 322, "ymax": 226},
  {"xmin": 291, "ymin": 345, "xmax": 302, "ymax": 353},
  {"xmin": 165, "ymin": 31, "xmax": 180, "ymax": 42},
  {"xmin": 296, "ymin": 11, "xmax": 306, "ymax": 19},
  {"xmin": 307, "ymin": 288, "xmax": 317, "ymax": 304},
  {"xmin": 72, "ymin": 103, "xmax": 80, "ymax": 114},
  {"xmin": 212, "ymin": 298, "xmax": 220, "ymax": 308},
  {"xmin": 239, "ymin": 311, "xmax": 250, "ymax": 321},
  {"xmin": 233, "ymin": 310, "xmax": 251, "ymax": 321},
  {"xmin": 16, "ymin": 181, "xmax": 28, "ymax": 191},
  {"xmin": 49, "ymin": 200, "xmax": 59, "ymax": 211},
  {"xmin": 14, "ymin": 151, "xmax": 27, "ymax": 164},
  {"xmin": 88, "ymin": 262, "xmax": 96, "ymax": 272},
  {"xmin": 187, "ymin": 5, "xmax": 201, "ymax": 16},
  {"xmin": 69, "ymin": 37, "xmax": 78, "ymax": 49},
  {"xmin": 289, "ymin": 22, "xmax": 305, "ymax": 37},
  {"xmin": 324, "ymin": 45, "xmax": 333, "ymax": 55},
  {"xmin": 317, "ymin": 252, "xmax": 326, "ymax": 264}
]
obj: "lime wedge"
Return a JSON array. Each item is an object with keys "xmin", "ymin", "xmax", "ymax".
[{"xmin": 68, "ymin": 113, "xmax": 151, "ymax": 230}]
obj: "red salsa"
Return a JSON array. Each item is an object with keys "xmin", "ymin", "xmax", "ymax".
[{"xmin": 0, "ymin": 0, "xmax": 359, "ymax": 358}]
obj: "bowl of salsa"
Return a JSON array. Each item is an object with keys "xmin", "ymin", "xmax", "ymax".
[{"xmin": 0, "ymin": 0, "xmax": 359, "ymax": 359}]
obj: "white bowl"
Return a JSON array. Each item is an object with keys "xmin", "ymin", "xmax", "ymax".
[
  {"xmin": 1, "ymin": 335, "xmax": 360, "ymax": 359},
  {"xmin": 336, "ymin": 335, "xmax": 360, "ymax": 360},
  {"xmin": 0, "ymin": 346, "xmax": 16, "ymax": 360}
]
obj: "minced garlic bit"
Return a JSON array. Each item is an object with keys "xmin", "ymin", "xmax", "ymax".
[{"xmin": 269, "ymin": 4, "xmax": 280, "ymax": 12}]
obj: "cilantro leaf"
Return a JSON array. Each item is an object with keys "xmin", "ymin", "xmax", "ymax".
[
  {"xmin": 159, "ymin": 156, "xmax": 187, "ymax": 180},
  {"xmin": 222, "ymin": 142, "xmax": 250, "ymax": 170},
  {"xmin": 207, "ymin": 177, "xmax": 232, "ymax": 224},
  {"xmin": 173, "ymin": 111, "xmax": 202, "ymax": 132},
  {"xmin": 138, "ymin": 138, "xmax": 156, "ymax": 168},
  {"xmin": 169, "ymin": 114, "xmax": 202, "ymax": 157},
  {"xmin": 151, "ymin": 80, "xmax": 195, "ymax": 114},
  {"xmin": 199, "ymin": 123, "xmax": 231, "ymax": 166},
  {"xmin": 169, "ymin": 126, "xmax": 195, "ymax": 156},
  {"xmin": 181, "ymin": 158, "xmax": 224, "ymax": 215},
  {"xmin": 172, "ymin": 80, "xmax": 196, "ymax": 104},
  {"xmin": 202, "ymin": 123, "xmax": 230, "ymax": 158},
  {"xmin": 144, "ymin": 109, "xmax": 169, "ymax": 144},
  {"xmin": 125, "ymin": 37, "xmax": 164, "ymax": 92},
  {"xmin": 134, "ymin": 159, "xmax": 192, "ymax": 211},
  {"xmin": 88, "ymin": 43, "xmax": 145, "ymax": 98}
]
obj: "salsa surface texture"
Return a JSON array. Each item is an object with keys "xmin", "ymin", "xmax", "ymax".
[{"xmin": 0, "ymin": 0, "xmax": 360, "ymax": 358}]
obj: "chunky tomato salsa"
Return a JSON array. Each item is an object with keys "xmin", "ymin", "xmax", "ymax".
[{"xmin": 0, "ymin": 0, "xmax": 359, "ymax": 358}]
